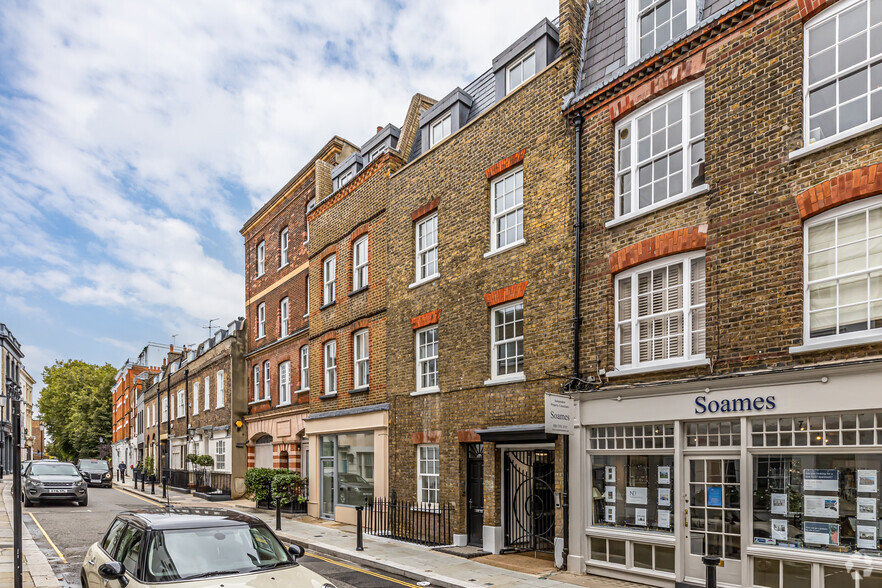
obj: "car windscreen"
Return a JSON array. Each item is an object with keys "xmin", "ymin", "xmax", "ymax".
[
  {"xmin": 29, "ymin": 463, "xmax": 80, "ymax": 476},
  {"xmin": 144, "ymin": 524, "xmax": 291, "ymax": 582},
  {"xmin": 79, "ymin": 461, "xmax": 109, "ymax": 471}
]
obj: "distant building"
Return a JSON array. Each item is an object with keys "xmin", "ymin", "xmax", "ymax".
[
  {"xmin": 0, "ymin": 323, "xmax": 25, "ymax": 473},
  {"xmin": 111, "ymin": 343, "xmax": 167, "ymax": 470}
]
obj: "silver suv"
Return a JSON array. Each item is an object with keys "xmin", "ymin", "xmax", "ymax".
[{"xmin": 23, "ymin": 461, "xmax": 88, "ymax": 507}]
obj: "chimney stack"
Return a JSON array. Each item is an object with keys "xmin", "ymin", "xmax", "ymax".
[{"xmin": 377, "ymin": 126, "xmax": 383, "ymax": 133}]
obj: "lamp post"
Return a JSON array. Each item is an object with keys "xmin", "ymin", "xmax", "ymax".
[
  {"xmin": 39, "ymin": 424, "xmax": 44, "ymax": 459},
  {"xmin": 4, "ymin": 349, "xmax": 23, "ymax": 588}
]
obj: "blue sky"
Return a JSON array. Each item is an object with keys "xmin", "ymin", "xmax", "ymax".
[{"xmin": 0, "ymin": 0, "xmax": 559, "ymax": 403}]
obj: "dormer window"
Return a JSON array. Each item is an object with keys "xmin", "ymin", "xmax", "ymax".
[
  {"xmin": 506, "ymin": 51, "xmax": 536, "ymax": 93},
  {"xmin": 628, "ymin": 0, "xmax": 697, "ymax": 63},
  {"xmin": 430, "ymin": 114, "xmax": 452, "ymax": 147},
  {"xmin": 368, "ymin": 145, "xmax": 386, "ymax": 162}
]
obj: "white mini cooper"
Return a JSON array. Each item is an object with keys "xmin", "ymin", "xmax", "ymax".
[{"xmin": 82, "ymin": 507, "xmax": 336, "ymax": 587}]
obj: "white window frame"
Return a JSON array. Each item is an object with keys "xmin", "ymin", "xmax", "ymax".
[
  {"xmin": 626, "ymin": 0, "xmax": 698, "ymax": 64},
  {"xmin": 323, "ymin": 254, "xmax": 336, "ymax": 305},
  {"xmin": 253, "ymin": 364, "xmax": 261, "ymax": 402},
  {"xmin": 280, "ymin": 227, "xmax": 289, "ymax": 268},
  {"xmin": 369, "ymin": 145, "xmax": 385, "ymax": 162},
  {"xmin": 257, "ymin": 303, "xmax": 266, "ymax": 339},
  {"xmin": 305, "ymin": 198, "xmax": 315, "ymax": 244},
  {"xmin": 414, "ymin": 213, "xmax": 439, "ymax": 285},
  {"xmin": 490, "ymin": 300, "xmax": 525, "ymax": 382},
  {"xmin": 324, "ymin": 340, "xmax": 337, "ymax": 395},
  {"xmin": 216, "ymin": 370, "xmax": 225, "ymax": 408},
  {"xmin": 417, "ymin": 444, "xmax": 440, "ymax": 509},
  {"xmin": 257, "ymin": 240, "xmax": 266, "ymax": 277},
  {"xmin": 280, "ymin": 297, "xmax": 289, "ymax": 338},
  {"xmin": 203, "ymin": 377, "xmax": 209, "ymax": 412},
  {"xmin": 614, "ymin": 251, "xmax": 707, "ymax": 372},
  {"xmin": 353, "ymin": 329, "xmax": 369, "ymax": 390},
  {"xmin": 614, "ymin": 79, "xmax": 706, "ymax": 221},
  {"xmin": 490, "ymin": 167, "xmax": 525, "ymax": 254},
  {"xmin": 177, "ymin": 390, "xmax": 185, "ymax": 419},
  {"xmin": 802, "ymin": 0, "xmax": 882, "ymax": 150},
  {"xmin": 161, "ymin": 397, "xmax": 168, "ymax": 423},
  {"xmin": 279, "ymin": 361, "xmax": 291, "ymax": 406},
  {"xmin": 430, "ymin": 114, "xmax": 452, "ymax": 147},
  {"xmin": 263, "ymin": 361, "xmax": 271, "ymax": 401},
  {"xmin": 802, "ymin": 196, "xmax": 882, "ymax": 347},
  {"xmin": 192, "ymin": 381, "xmax": 199, "ymax": 415},
  {"xmin": 169, "ymin": 394, "xmax": 174, "ymax": 420},
  {"xmin": 506, "ymin": 50, "xmax": 536, "ymax": 93},
  {"xmin": 415, "ymin": 326, "xmax": 439, "ymax": 394},
  {"xmin": 300, "ymin": 345, "xmax": 310, "ymax": 391},
  {"xmin": 214, "ymin": 439, "xmax": 227, "ymax": 471},
  {"xmin": 353, "ymin": 235, "xmax": 369, "ymax": 291},
  {"xmin": 304, "ymin": 275, "xmax": 310, "ymax": 317}
]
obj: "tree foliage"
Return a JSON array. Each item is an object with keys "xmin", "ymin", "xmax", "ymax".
[{"xmin": 38, "ymin": 360, "xmax": 115, "ymax": 461}]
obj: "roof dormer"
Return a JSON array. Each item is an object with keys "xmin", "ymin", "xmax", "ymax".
[
  {"xmin": 418, "ymin": 88, "xmax": 474, "ymax": 155},
  {"xmin": 331, "ymin": 152, "xmax": 363, "ymax": 191},
  {"xmin": 361, "ymin": 124, "xmax": 401, "ymax": 163},
  {"xmin": 491, "ymin": 18, "xmax": 559, "ymax": 102}
]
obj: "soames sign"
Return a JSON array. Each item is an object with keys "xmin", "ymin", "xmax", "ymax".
[
  {"xmin": 694, "ymin": 394, "xmax": 777, "ymax": 415},
  {"xmin": 545, "ymin": 393, "xmax": 576, "ymax": 435}
]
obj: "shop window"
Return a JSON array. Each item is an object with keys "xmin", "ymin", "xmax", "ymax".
[
  {"xmin": 590, "ymin": 422, "xmax": 674, "ymax": 450},
  {"xmin": 753, "ymin": 557, "xmax": 813, "ymax": 588},
  {"xmin": 751, "ymin": 412, "xmax": 882, "ymax": 447},
  {"xmin": 633, "ymin": 543, "xmax": 674, "ymax": 573},
  {"xmin": 335, "ymin": 431, "xmax": 374, "ymax": 507},
  {"xmin": 685, "ymin": 420, "xmax": 741, "ymax": 447},
  {"xmin": 752, "ymin": 453, "xmax": 882, "ymax": 555},
  {"xmin": 591, "ymin": 454, "xmax": 675, "ymax": 534}
]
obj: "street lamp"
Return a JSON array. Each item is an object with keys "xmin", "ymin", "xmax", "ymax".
[
  {"xmin": 3, "ymin": 348, "xmax": 24, "ymax": 588},
  {"xmin": 39, "ymin": 424, "xmax": 44, "ymax": 460}
]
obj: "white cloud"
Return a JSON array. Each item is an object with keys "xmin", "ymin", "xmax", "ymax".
[{"xmin": 0, "ymin": 0, "xmax": 559, "ymax": 360}]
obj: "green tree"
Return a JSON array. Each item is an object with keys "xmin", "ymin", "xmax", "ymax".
[{"xmin": 38, "ymin": 360, "xmax": 115, "ymax": 461}]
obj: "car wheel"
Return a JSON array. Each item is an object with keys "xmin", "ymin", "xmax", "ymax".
[
  {"xmin": 78, "ymin": 496, "xmax": 88, "ymax": 507},
  {"xmin": 80, "ymin": 569, "xmax": 89, "ymax": 588},
  {"xmin": 23, "ymin": 494, "xmax": 33, "ymax": 507}
]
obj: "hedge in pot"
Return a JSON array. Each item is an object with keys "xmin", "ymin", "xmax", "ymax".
[
  {"xmin": 271, "ymin": 472, "xmax": 307, "ymax": 508},
  {"xmin": 245, "ymin": 468, "xmax": 288, "ymax": 506},
  {"xmin": 195, "ymin": 455, "xmax": 214, "ymax": 491}
]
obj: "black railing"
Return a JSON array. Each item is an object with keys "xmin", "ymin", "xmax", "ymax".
[
  {"xmin": 164, "ymin": 469, "xmax": 190, "ymax": 489},
  {"xmin": 256, "ymin": 481, "xmax": 307, "ymax": 513},
  {"xmin": 363, "ymin": 498, "xmax": 453, "ymax": 547},
  {"xmin": 199, "ymin": 471, "xmax": 231, "ymax": 495}
]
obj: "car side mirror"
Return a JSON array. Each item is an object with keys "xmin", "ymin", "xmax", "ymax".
[
  {"xmin": 98, "ymin": 561, "xmax": 129, "ymax": 587},
  {"xmin": 288, "ymin": 544, "xmax": 305, "ymax": 560}
]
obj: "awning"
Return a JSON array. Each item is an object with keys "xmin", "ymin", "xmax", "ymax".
[{"xmin": 475, "ymin": 423, "xmax": 556, "ymax": 443}]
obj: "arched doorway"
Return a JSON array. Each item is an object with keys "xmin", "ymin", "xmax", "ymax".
[{"xmin": 254, "ymin": 434, "xmax": 274, "ymax": 469}]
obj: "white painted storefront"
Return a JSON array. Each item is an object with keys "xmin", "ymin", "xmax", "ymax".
[{"xmin": 568, "ymin": 362, "xmax": 882, "ymax": 588}]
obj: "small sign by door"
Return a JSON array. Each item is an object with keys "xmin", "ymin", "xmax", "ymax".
[{"xmin": 544, "ymin": 393, "xmax": 575, "ymax": 435}]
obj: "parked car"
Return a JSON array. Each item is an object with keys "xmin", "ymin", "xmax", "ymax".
[
  {"xmin": 81, "ymin": 507, "xmax": 336, "ymax": 587},
  {"xmin": 20, "ymin": 460, "xmax": 32, "ymax": 475},
  {"xmin": 78, "ymin": 459, "xmax": 113, "ymax": 487},
  {"xmin": 22, "ymin": 461, "xmax": 88, "ymax": 507},
  {"xmin": 337, "ymin": 472, "xmax": 373, "ymax": 505}
]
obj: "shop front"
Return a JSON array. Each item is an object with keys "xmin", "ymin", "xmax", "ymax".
[
  {"xmin": 569, "ymin": 362, "xmax": 882, "ymax": 587},
  {"xmin": 304, "ymin": 404, "xmax": 388, "ymax": 525}
]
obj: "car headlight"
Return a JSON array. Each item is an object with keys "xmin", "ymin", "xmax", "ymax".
[
  {"xmin": 322, "ymin": 584, "xmax": 337, "ymax": 588},
  {"xmin": 104, "ymin": 472, "xmax": 112, "ymax": 479}
]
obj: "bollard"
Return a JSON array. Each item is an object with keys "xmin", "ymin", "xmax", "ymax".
[
  {"xmin": 355, "ymin": 506, "xmax": 364, "ymax": 551},
  {"xmin": 162, "ymin": 477, "xmax": 167, "ymax": 499},
  {"xmin": 141, "ymin": 474, "xmax": 146, "ymax": 492},
  {"xmin": 151, "ymin": 477, "xmax": 155, "ymax": 495},
  {"xmin": 702, "ymin": 556, "xmax": 720, "ymax": 588},
  {"xmin": 275, "ymin": 497, "xmax": 282, "ymax": 531}
]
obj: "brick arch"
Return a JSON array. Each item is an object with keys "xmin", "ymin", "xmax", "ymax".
[
  {"xmin": 609, "ymin": 225, "xmax": 708, "ymax": 274},
  {"xmin": 796, "ymin": 164, "xmax": 882, "ymax": 220}
]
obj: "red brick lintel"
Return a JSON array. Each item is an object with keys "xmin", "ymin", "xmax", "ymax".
[
  {"xmin": 796, "ymin": 164, "xmax": 882, "ymax": 221},
  {"xmin": 411, "ymin": 197, "xmax": 440, "ymax": 222},
  {"xmin": 411, "ymin": 430, "xmax": 442, "ymax": 444},
  {"xmin": 457, "ymin": 429, "xmax": 481, "ymax": 443},
  {"xmin": 484, "ymin": 149, "xmax": 526, "ymax": 180},
  {"xmin": 609, "ymin": 225, "xmax": 708, "ymax": 274},
  {"xmin": 483, "ymin": 281, "xmax": 528, "ymax": 307},
  {"xmin": 411, "ymin": 310, "xmax": 441, "ymax": 330},
  {"xmin": 797, "ymin": 0, "xmax": 839, "ymax": 20}
]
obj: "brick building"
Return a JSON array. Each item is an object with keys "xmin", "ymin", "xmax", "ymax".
[
  {"xmin": 240, "ymin": 137, "xmax": 357, "ymax": 482},
  {"xmin": 303, "ymin": 96, "xmax": 432, "ymax": 524},
  {"xmin": 384, "ymin": 9, "xmax": 581, "ymax": 556},
  {"xmin": 562, "ymin": 0, "xmax": 882, "ymax": 585},
  {"xmin": 111, "ymin": 343, "xmax": 165, "ymax": 470}
]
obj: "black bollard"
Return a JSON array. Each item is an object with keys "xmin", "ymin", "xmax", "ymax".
[
  {"xmin": 356, "ymin": 506, "xmax": 364, "ymax": 551},
  {"xmin": 275, "ymin": 497, "xmax": 282, "ymax": 531},
  {"xmin": 162, "ymin": 477, "xmax": 167, "ymax": 499},
  {"xmin": 151, "ymin": 477, "xmax": 155, "ymax": 495},
  {"xmin": 702, "ymin": 556, "xmax": 720, "ymax": 588}
]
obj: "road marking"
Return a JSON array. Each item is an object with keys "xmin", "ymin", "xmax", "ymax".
[
  {"xmin": 113, "ymin": 486, "xmax": 164, "ymax": 505},
  {"xmin": 308, "ymin": 552, "xmax": 420, "ymax": 587},
  {"xmin": 27, "ymin": 512, "xmax": 67, "ymax": 564}
]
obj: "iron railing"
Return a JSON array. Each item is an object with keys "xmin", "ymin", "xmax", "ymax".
[
  {"xmin": 256, "ymin": 481, "xmax": 307, "ymax": 513},
  {"xmin": 164, "ymin": 469, "xmax": 190, "ymax": 489},
  {"xmin": 363, "ymin": 498, "xmax": 453, "ymax": 547}
]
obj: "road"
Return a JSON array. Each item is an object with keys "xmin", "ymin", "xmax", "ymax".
[{"xmin": 24, "ymin": 486, "xmax": 423, "ymax": 587}]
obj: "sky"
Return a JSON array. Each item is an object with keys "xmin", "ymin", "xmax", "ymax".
[{"xmin": 0, "ymin": 0, "xmax": 561, "ymax": 406}]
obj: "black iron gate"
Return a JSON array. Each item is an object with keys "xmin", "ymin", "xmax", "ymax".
[{"xmin": 503, "ymin": 449, "xmax": 555, "ymax": 553}]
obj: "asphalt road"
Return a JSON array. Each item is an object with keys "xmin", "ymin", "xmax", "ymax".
[{"xmin": 23, "ymin": 486, "xmax": 423, "ymax": 587}]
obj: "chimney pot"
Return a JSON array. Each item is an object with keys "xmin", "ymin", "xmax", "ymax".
[{"xmin": 377, "ymin": 126, "xmax": 383, "ymax": 133}]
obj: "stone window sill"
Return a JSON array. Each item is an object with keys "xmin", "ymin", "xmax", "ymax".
[
  {"xmin": 247, "ymin": 398, "xmax": 271, "ymax": 406},
  {"xmin": 319, "ymin": 301, "xmax": 336, "ymax": 311},
  {"xmin": 605, "ymin": 184, "xmax": 710, "ymax": 229},
  {"xmin": 348, "ymin": 387, "xmax": 369, "ymax": 394},
  {"xmin": 348, "ymin": 285, "xmax": 369, "ymax": 297},
  {"xmin": 318, "ymin": 393, "xmax": 338, "ymax": 400},
  {"xmin": 484, "ymin": 374, "xmax": 526, "ymax": 387},
  {"xmin": 409, "ymin": 274, "xmax": 440, "ymax": 289},
  {"xmin": 410, "ymin": 387, "xmax": 440, "ymax": 397},
  {"xmin": 484, "ymin": 239, "xmax": 526, "ymax": 259},
  {"xmin": 790, "ymin": 332, "xmax": 882, "ymax": 354},
  {"xmin": 789, "ymin": 119, "xmax": 882, "ymax": 161},
  {"xmin": 606, "ymin": 358, "xmax": 710, "ymax": 378}
]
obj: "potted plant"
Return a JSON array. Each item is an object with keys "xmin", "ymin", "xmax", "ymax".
[
  {"xmin": 271, "ymin": 471, "xmax": 307, "ymax": 513},
  {"xmin": 185, "ymin": 454, "xmax": 199, "ymax": 489},
  {"xmin": 143, "ymin": 456, "xmax": 155, "ymax": 482},
  {"xmin": 195, "ymin": 455, "xmax": 214, "ymax": 492},
  {"xmin": 244, "ymin": 468, "xmax": 278, "ymax": 508}
]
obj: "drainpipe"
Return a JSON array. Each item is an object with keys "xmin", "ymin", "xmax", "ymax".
[
  {"xmin": 563, "ymin": 112, "xmax": 584, "ymax": 569},
  {"xmin": 184, "ymin": 368, "xmax": 189, "ymax": 474},
  {"xmin": 166, "ymin": 374, "xmax": 171, "ymax": 474}
]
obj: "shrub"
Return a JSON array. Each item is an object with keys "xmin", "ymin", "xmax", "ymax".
[
  {"xmin": 245, "ymin": 468, "xmax": 282, "ymax": 503},
  {"xmin": 143, "ymin": 456, "xmax": 155, "ymax": 477},
  {"xmin": 195, "ymin": 454, "xmax": 214, "ymax": 468},
  {"xmin": 271, "ymin": 472, "xmax": 308, "ymax": 505}
]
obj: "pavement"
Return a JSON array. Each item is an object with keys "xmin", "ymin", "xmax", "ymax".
[
  {"xmin": 0, "ymin": 482, "xmax": 60, "ymax": 587},
  {"xmin": 113, "ymin": 476, "xmax": 649, "ymax": 588}
]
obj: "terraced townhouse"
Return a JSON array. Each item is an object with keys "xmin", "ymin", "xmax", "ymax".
[{"xmin": 562, "ymin": 0, "xmax": 882, "ymax": 585}]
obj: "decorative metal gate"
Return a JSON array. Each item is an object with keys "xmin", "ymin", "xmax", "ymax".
[{"xmin": 503, "ymin": 449, "xmax": 555, "ymax": 553}]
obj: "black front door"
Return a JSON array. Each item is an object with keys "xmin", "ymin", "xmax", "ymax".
[{"xmin": 466, "ymin": 444, "xmax": 484, "ymax": 546}]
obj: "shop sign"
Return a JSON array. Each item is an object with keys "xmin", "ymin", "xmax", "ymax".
[
  {"xmin": 545, "ymin": 393, "xmax": 575, "ymax": 435},
  {"xmin": 694, "ymin": 394, "xmax": 776, "ymax": 415}
]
